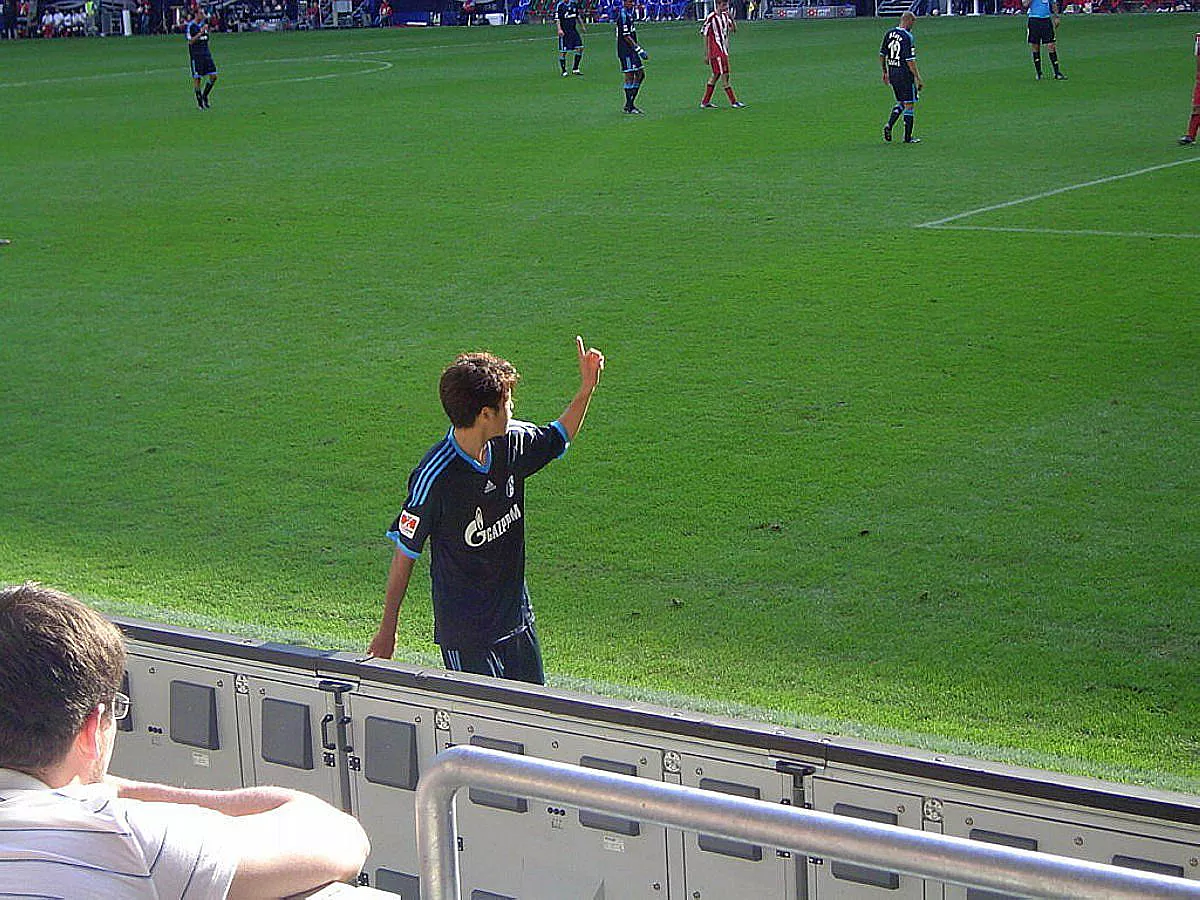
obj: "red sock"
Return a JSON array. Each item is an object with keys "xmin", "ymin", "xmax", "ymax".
[
  {"xmin": 1189, "ymin": 112, "xmax": 1200, "ymax": 140},
  {"xmin": 724, "ymin": 85, "xmax": 738, "ymax": 104},
  {"xmin": 702, "ymin": 84, "xmax": 715, "ymax": 104}
]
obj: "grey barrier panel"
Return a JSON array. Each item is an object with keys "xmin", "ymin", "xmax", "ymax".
[
  {"xmin": 936, "ymin": 794, "xmax": 1200, "ymax": 900},
  {"xmin": 416, "ymin": 746, "xmax": 1200, "ymax": 900},
  {"xmin": 677, "ymin": 751, "xmax": 794, "ymax": 900},
  {"xmin": 809, "ymin": 780, "xmax": 926, "ymax": 900},
  {"xmin": 343, "ymin": 691, "xmax": 436, "ymax": 894},
  {"xmin": 442, "ymin": 710, "xmax": 670, "ymax": 899},
  {"xmin": 112, "ymin": 650, "xmax": 244, "ymax": 789},
  {"xmin": 110, "ymin": 618, "xmax": 1200, "ymax": 900},
  {"xmin": 245, "ymin": 676, "xmax": 347, "ymax": 806}
]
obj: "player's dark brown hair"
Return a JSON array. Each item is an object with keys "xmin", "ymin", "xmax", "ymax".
[
  {"xmin": 0, "ymin": 583, "xmax": 126, "ymax": 773},
  {"xmin": 439, "ymin": 352, "xmax": 520, "ymax": 428}
]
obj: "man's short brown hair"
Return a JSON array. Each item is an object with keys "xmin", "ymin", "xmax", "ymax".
[
  {"xmin": 439, "ymin": 352, "xmax": 520, "ymax": 428},
  {"xmin": 0, "ymin": 583, "xmax": 126, "ymax": 773}
]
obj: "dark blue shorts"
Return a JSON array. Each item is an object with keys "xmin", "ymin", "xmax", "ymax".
[
  {"xmin": 889, "ymin": 73, "xmax": 917, "ymax": 104},
  {"xmin": 618, "ymin": 49, "xmax": 642, "ymax": 73},
  {"xmin": 441, "ymin": 617, "xmax": 545, "ymax": 685},
  {"xmin": 560, "ymin": 30, "xmax": 582, "ymax": 52},
  {"xmin": 190, "ymin": 50, "xmax": 217, "ymax": 78}
]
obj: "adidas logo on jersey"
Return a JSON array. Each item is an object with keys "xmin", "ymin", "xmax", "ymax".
[{"xmin": 484, "ymin": 480, "xmax": 497, "ymax": 494}]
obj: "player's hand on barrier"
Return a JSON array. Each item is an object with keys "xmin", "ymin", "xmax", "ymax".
[{"xmin": 367, "ymin": 629, "xmax": 396, "ymax": 660}]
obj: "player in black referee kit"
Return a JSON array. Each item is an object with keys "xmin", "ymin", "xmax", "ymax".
[
  {"xmin": 186, "ymin": 6, "xmax": 218, "ymax": 109},
  {"xmin": 880, "ymin": 12, "xmax": 924, "ymax": 144},
  {"xmin": 368, "ymin": 336, "xmax": 606, "ymax": 684}
]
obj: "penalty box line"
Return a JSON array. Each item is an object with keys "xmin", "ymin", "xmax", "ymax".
[{"xmin": 915, "ymin": 156, "xmax": 1200, "ymax": 238}]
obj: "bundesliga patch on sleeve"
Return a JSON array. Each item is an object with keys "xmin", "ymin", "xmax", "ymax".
[{"xmin": 398, "ymin": 510, "xmax": 420, "ymax": 539}]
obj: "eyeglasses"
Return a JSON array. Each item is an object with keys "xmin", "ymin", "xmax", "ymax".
[{"xmin": 109, "ymin": 691, "xmax": 130, "ymax": 722}]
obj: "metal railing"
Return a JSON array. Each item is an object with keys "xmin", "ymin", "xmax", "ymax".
[{"xmin": 416, "ymin": 745, "xmax": 1200, "ymax": 900}]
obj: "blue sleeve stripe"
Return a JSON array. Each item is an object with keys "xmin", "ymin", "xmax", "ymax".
[
  {"xmin": 386, "ymin": 531, "xmax": 422, "ymax": 558},
  {"xmin": 411, "ymin": 443, "xmax": 454, "ymax": 506},
  {"xmin": 551, "ymin": 419, "xmax": 570, "ymax": 458}
]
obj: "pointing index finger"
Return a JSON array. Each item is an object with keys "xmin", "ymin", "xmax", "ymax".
[{"xmin": 576, "ymin": 335, "xmax": 585, "ymax": 359}]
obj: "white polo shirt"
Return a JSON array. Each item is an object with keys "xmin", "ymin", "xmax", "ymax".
[{"xmin": 0, "ymin": 768, "xmax": 238, "ymax": 899}]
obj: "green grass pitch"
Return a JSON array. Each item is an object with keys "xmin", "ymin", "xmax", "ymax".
[{"xmin": 1, "ymin": 13, "xmax": 1196, "ymax": 790}]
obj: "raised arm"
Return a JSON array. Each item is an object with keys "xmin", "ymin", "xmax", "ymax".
[{"xmin": 556, "ymin": 335, "xmax": 605, "ymax": 441}]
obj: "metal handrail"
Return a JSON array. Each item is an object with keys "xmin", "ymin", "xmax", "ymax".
[{"xmin": 416, "ymin": 745, "xmax": 1200, "ymax": 900}]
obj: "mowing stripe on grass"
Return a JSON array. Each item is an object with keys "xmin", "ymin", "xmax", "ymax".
[{"xmin": 916, "ymin": 156, "xmax": 1200, "ymax": 235}]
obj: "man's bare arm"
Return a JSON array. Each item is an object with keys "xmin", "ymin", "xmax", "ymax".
[
  {"xmin": 369, "ymin": 549, "xmax": 416, "ymax": 659},
  {"xmin": 108, "ymin": 778, "xmax": 370, "ymax": 899},
  {"xmin": 557, "ymin": 335, "xmax": 605, "ymax": 441}
]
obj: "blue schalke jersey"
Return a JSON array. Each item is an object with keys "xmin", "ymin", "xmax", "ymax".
[
  {"xmin": 615, "ymin": 7, "xmax": 637, "ymax": 50},
  {"xmin": 556, "ymin": 0, "xmax": 579, "ymax": 32},
  {"xmin": 880, "ymin": 26, "xmax": 914, "ymax": 72},
  {"xmin": 388, "ymin": 420, "xmax": 569, "ymax": 649},
  {"xmin": 186, "ymin": 19, "xmax": 210, "ymax": 56},
  {"xmin": 1027, "ymin": 0, "xmax": 1051, "ymax": 16}
]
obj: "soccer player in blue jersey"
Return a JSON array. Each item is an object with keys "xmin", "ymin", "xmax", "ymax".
[
  {"xmin": 1023, "ymin": 0, "xmax": 1065, "ymax": 81},
  {"xmin": 616, "ymin": 0, "xmax": 647, "ymax": 114},
  {"xmin": 879, "ymin": 12, "xmax": 923, "ymax": 144},
  {"xmin": 368, "ymin": 337, "xmax": 606, "ymax": 685},
  {"xmin": 556, "ymin": 0, "xmax": 584, "ymax": 76},
  {"xmin": 186, "ymin": 6, "xmax": 218, "ymax": 109}
]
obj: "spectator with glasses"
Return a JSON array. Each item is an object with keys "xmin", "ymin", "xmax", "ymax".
[{"xmin": 0, "ymin": 582, "xmax": 369, "ymax": 899}]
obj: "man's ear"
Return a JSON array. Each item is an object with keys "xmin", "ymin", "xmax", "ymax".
[{"xmin": 76, "ymin": 705, "xmax": 105, "ymax": 763}]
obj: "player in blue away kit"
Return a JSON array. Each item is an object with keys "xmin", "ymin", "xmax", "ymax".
[
  {"xmin": 615, "ymin": 0, "xmax": 647, "ymax": 114},
  {"xmin": 1023, "ymin": 0, "xmax": 1065, "ymax": 80},
  {"xmin": 556, "ymin": 0, "xmax": 584, "ymax": 76},
  {"xmin": 369, "ymin": 337, "xmax": 606, "ymax": 685},
  {"xmin": 186, "ymin": 6, "xmax": 217, "ymax": 109},
  {"xmin": 879, "ymin": 12, "xmax": 924, "ymax": 144}
]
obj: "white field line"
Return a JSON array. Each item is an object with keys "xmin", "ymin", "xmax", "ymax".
[
  {"xmin": 0, "ymin": 34, "xmax": 545, "ymax": 89},
  {"xmin": 916, "ymin": 156, "xmax": 1200, "ymax": 238},
  {"xmin": 917, "ymin": 224, "xmax": 1200, "ymax": 240},
  {"xmin": 256, "ymin": 56, "xmax": 393, "ymax": 84}
]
